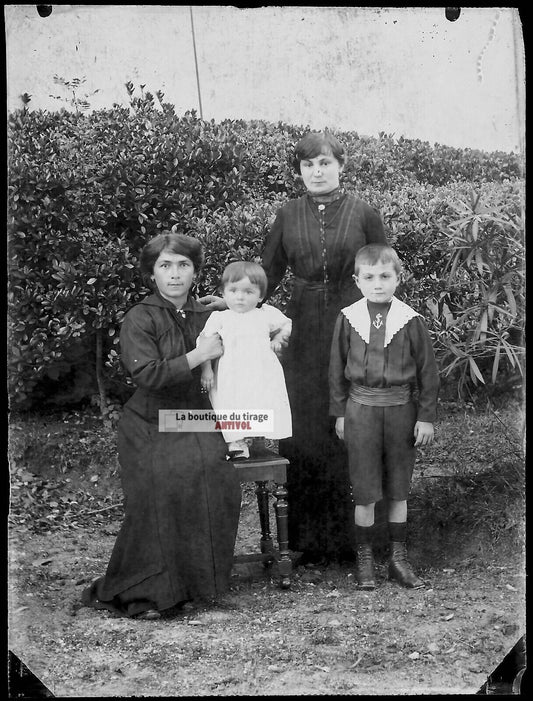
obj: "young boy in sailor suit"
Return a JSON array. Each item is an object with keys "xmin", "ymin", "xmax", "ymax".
[{"xmin": 329, "ymin": 244, "xmax": 439, "ymax": 590}]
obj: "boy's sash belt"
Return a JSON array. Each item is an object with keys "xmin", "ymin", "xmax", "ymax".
[{"xmin": 349, "ymin": 384, "xmax": 411, "ymax": 407}]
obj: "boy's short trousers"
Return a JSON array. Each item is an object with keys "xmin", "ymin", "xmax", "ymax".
[{"xmin": 344, "ymin": 400, "xmax": 417, "ymax": 504}]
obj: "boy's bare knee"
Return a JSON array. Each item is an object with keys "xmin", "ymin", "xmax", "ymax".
[{"xmin": 354, "ymin": 503, "xmax": 376, "ymax": 526}]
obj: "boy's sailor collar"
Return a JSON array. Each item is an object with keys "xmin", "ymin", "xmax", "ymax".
[{"xmin": 341, "ymin": 296, "xmax": 420, "ymax": 347}]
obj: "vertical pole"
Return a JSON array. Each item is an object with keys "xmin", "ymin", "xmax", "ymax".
[{"xmin": 189, "ymin": 5, "xmax": 203, "ymax": 119}]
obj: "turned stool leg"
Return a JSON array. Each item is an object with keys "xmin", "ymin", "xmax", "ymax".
[
  {"xmin": 255, "ymin": 480, "xmax": 274, "ymax": 559},
  {"xmin": 273, "ymin": 482, "xmax": 291, "ymax": 589}
]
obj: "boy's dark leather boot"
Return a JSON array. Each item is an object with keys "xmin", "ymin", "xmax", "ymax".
[
  {"xmin": 355, "ymin": 543, "xmax": 376, "ymax": 590},
  {"xmin": 388, "ymin": 541, "xmax": 424, "ymax": 589}
]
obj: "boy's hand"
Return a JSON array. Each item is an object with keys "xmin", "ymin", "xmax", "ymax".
[
  {"xmin": 335, "ymin": 417, "xmax": 345, "ymax": 441},
  {"xmin": 414, "ymin": 421, "xmax": 434, "ymax": 446},
  {"xmin": 270, "ymin": 339, "xmax": 283, "ymax": 355}
]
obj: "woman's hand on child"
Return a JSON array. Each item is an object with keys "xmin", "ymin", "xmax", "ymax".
[
  {"xmin": 270, "ymin": 330, "xmax": 290, "ymax": 357},
  {"xmin": 197, "ymin": 295, "xmax": 227, "ymax": 311},
  {"xmin": 335, "ymin": 417, "xmax": 345, "ymax": 441},
  {"xmin": 197, "ymin": 333, "xmax": 224, "ymax": 361},
  {"xmin": 413, "ymin": 421, "xmax": 434, "ymax": 446}
]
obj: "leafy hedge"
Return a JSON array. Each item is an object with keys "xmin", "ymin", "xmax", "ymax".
[{"xmin": 7, "ymin": 92, "xmax": 524, "ymax": 411}]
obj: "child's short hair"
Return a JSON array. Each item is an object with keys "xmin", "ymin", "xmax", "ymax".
[
  {"xmin": 221, "ymin": 261, "xmax": 268, "ymax": 297},
  {"xmin": 293, "ymin": 131, "xmax": 346, "ymax": 173},
  {"xmin": 353, "ymin": 244, "xmax": 403, "ymax": 276}
]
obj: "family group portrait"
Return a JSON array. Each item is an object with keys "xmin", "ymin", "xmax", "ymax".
[{"xmin": 6, "ymin": 5, "xmax": 525, "ymax": 697}]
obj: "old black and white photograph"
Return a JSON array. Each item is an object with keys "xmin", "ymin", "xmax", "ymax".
[{"xmin": 6, "ymin": 5, "xmax": 525, "ymax": 697}]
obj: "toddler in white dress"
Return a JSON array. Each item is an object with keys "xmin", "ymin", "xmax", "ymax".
[{"xmin": 200, "ymin": 261, "xmax": 292, "ymax": 459}]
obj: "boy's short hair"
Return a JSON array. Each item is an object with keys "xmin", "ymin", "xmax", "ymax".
[
  {"xmin": 221, "ymin": 261, "xmax": 268, "ymax": 297},
  {"xmin": 293, "ymin": 131, "xmax": 346, "ymax": 173},
  {"xmin": 354, "ymin": 244, "xmax": 403, "ymax": 276}
]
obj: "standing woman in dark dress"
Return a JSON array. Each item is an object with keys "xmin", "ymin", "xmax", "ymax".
[
  {"xmin": 82, "ymin": 232, "xmax": 242, "ymax": 619},
  {"xmin": 261, "ymin": 132, "xmax": 387, "ymax": 564}
]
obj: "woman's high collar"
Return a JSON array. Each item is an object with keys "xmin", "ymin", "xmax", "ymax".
[{"xmin": 306, "ymin": 187, "xmax": 345, "ymax": 206}]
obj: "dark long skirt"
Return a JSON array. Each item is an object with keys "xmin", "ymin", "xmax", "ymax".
[
  {"xmin": 82, "ymin": 404, "xmax": 242, "ymax": 617},
  {"xmin": 280, "ymin": 281, "xmax": 358, "ymax": 561}
]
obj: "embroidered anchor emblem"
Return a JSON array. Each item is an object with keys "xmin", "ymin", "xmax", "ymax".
[{"xmin": 373, "ymin": 313, "xmax": 383, "ymax": 329}]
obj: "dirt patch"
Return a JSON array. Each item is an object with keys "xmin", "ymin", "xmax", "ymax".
[{"xmin": 8, "ymin": 405, "xmax": 526, "ymax": 696}]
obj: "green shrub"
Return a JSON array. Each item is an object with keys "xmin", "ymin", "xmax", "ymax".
[
  {"xmin": 7, "ymin": 94, "xmax": 524, "ymax": 410},
  {"xmin": 427, "ymin": 183, "xmax": 524, "ymax": 395},
  {"xmin": 372, "ymin": 180, "xmax": 524, "ymax": 396}
]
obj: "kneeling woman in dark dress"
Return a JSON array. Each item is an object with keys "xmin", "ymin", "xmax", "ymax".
[{"xmin": 82, "ymin": 232, "xmax": 242, "ymax": 620}]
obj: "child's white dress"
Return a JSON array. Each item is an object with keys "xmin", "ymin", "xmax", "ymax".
[{"xmin": 202, "ymin": 304, "xmax": 292, "ymax": 442}]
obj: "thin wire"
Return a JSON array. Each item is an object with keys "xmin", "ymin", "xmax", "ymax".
[{"xmin": 189, "ymin": 6, "xmax": 203, "ymax": 119}]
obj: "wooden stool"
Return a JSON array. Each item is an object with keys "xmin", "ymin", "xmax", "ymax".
[{"xmin": 231, "ymin": 446, "xmax": 292, "ymax": 589}]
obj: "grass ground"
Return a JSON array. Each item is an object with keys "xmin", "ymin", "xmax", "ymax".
[{"xmin": 8, "ymin": 394, "xmax": 526, "ymax": 696}]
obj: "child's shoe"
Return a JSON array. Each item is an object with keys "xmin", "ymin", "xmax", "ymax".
[
  {"xmin": 250, "ymin": 436, "xmax": 268, "ymax": 456},
  {"xmin": 355, "ymin": 543, "xmax": 376, "ymax": 590},
  {"xmin": 227, "ymin": 440, "xmax": 250, "ymax": 460},
  {"xmin": 388, "ymin": 541, "xmax": 424, "ymax": 588}
]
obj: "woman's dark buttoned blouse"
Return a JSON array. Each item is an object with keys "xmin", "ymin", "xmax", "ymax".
[
  {"xmin": 120, "ymin": 293, "xmax": 211, "ymax": 418},
  {"xmin": 262, "ymin": 193, "xmax": 386, "ymax": 297}
]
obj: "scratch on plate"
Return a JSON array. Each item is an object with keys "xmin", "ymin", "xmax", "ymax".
[{"xmin": 477, "ymin": 10, "xmax": 501, "ymax": 83}]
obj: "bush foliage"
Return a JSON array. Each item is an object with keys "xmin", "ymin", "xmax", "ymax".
[{"xmin": 7, "ymin": 89, "xmax": 524, "ymax": 410}]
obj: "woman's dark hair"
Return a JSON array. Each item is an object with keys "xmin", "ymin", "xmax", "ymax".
[
  {"xmin": 140, "ymin": 232, "xmax": 205, "ymax": 289},
  {"xmin": 221, "ymin": 261, "xmax": 268, "ymax": 297},
  {"xmin": 292, "ymin": 131, "xmax": 346, "ymax": 173}
]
